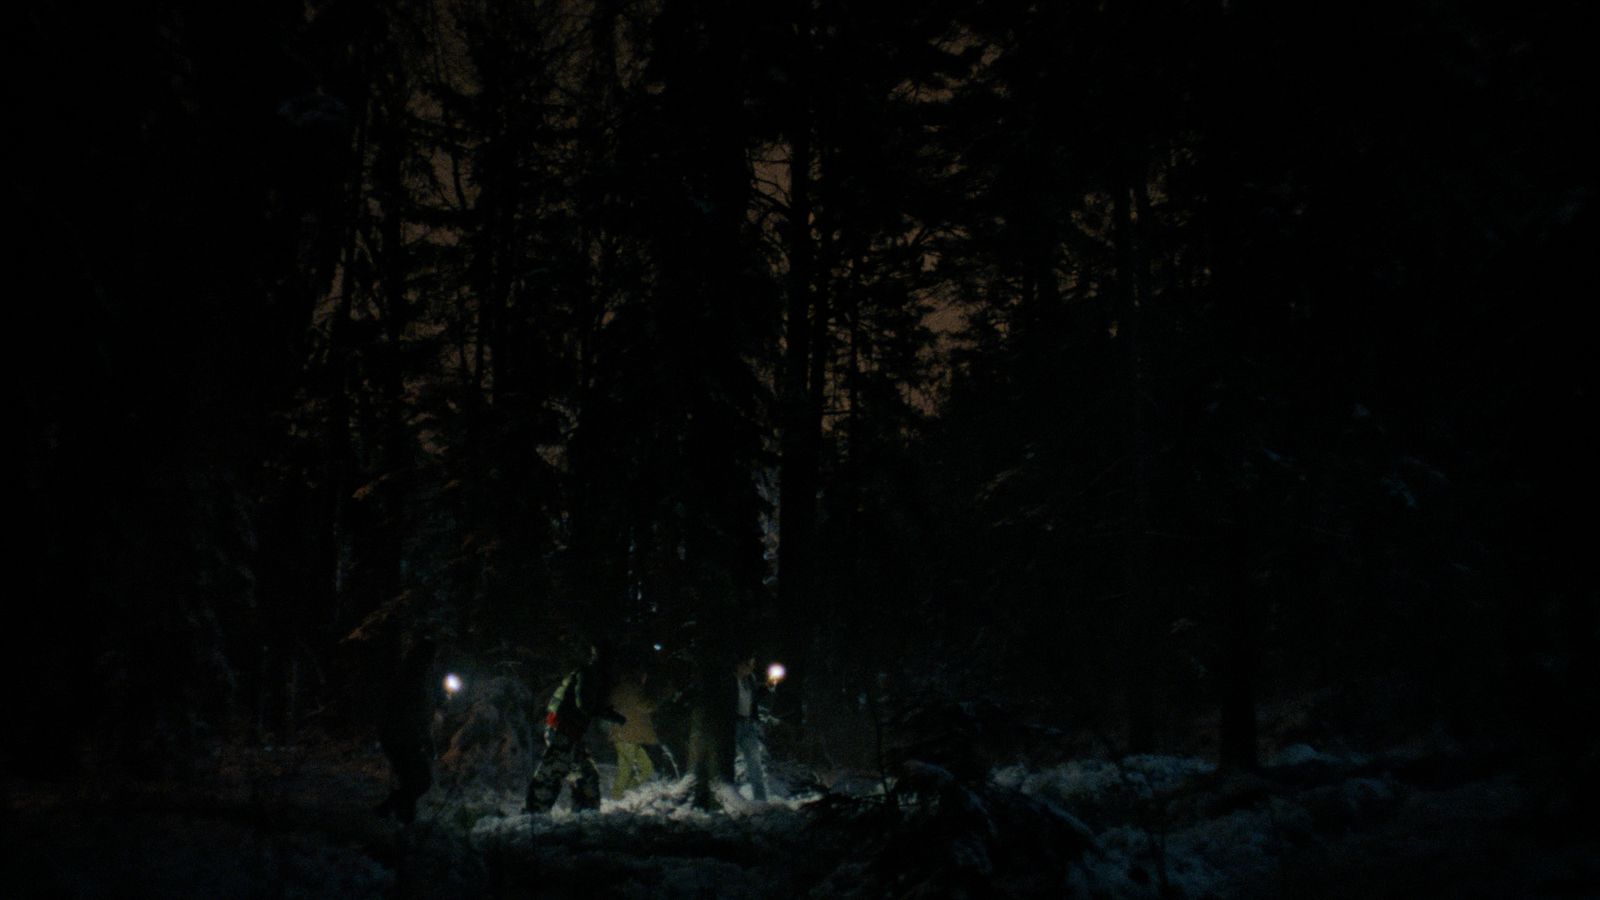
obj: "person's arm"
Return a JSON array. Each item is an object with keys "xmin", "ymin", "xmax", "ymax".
[
  {"xmin": 587, "ymin": 671, "xmax": 626, "ymax": 724},
  {"xmin": 754, "ymin": 677, "xmax": 781, "ymax": 724}
]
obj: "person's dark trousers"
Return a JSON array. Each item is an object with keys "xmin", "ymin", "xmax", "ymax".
[
  {"xmin": 526, "ymin": 728, "xmax": 601, "ymax": 812},
  {"xmin": 735, "ymin": 718, "xmax": 767, "ymax": 801}
]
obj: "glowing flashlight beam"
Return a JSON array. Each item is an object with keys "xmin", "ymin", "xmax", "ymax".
[
  {"xmin": 766, "ymin": 662, "xmax": 786, "ymax": 685},
  {"xmin": 443, "ymin": 673, "xmax": 463, "ymax": 696}
]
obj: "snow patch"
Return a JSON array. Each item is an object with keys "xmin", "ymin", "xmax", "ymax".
[{"xmin": 992, "ymin": 753, "xmax": 1216, "ymax": 802}]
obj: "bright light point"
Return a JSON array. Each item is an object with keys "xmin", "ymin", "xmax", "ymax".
[
  {"xmin": 766, "ymin": 662, "xmax": 786, "ymax": 685},
  {"xmin": 653, "ymin": 643, "xmax": 663, "ymax": 652},
  {"xmin": 443, "ymin": 673, "xmax": 463, "ymax": 695}
]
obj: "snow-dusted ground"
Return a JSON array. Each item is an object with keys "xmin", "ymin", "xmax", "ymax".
[{"xmin": 4, "ymin": 739, "xmax": 1595, "ymax": 898}]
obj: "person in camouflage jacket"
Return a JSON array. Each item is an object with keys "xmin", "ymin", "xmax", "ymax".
[{"xmin": 524, "ymin": 642, "xmax": 623, "ymax": 813}]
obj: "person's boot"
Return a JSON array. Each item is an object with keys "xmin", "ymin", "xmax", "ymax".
[{"xmin": 572, "ymin": 767, "xmax": 601, "ymax": 812}]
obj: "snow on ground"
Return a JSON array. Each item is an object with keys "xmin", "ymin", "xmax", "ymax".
[
  {"xmin": 465, "ymin": 778, "xmax": 821, "ymax": 899},
  {"xmin": 993, "ymin": 749, "xmax": 1419, "ymax": 898},
  {"xmin": 992, "ymin": 753, "xmax": 1218, "ymax": 803},
  {"xmin": 5, "ymin": 739, "xmax": 1595, "ymax": 898}
]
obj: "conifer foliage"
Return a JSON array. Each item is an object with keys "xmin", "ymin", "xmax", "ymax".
[{"xmin": 12, "ymin": 0, "xmax": 1593, "ymax": 786}]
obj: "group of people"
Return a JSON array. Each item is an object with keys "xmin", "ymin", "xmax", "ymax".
[
  {"xmin": 376, "ymin": 636, "xmax": 775, "ymax": 822},
  {"xmin": 521, "ymin": 644, "xmax": 775, "ymax": 814}
]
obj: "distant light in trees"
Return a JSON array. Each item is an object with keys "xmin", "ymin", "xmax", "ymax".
[
  {"xmin": 766, "ymin": 662, "xmax": 787, "ymax": 686},
  {"xmin": 443, "ymin": 673, "xmax": 464, "ymax": 696}
]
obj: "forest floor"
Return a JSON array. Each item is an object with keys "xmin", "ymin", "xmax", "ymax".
[{"xmin": 3, "ymin": 736, "xmax": 1596, "ymax": 899}]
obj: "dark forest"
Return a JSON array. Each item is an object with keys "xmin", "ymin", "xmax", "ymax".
[{"xmin": 8, "ymin": 0, "xmax": 1597, "ymax": 897}]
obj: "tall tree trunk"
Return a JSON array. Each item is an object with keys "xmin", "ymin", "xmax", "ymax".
[
  {"xmin": 328, "ymin": 107, "xmax": 371, "ymax": 635},
  {"xmin": 1219, "ymin": 520, "xmax": 1261, "ymax": 771},
  {"xmin": 1116, "ymin": 168, "xmax": 1158, "ymax": 753},
  {"xmin": 776, "ymin": 1, "xmax": 822, "ymax": 700},
  {"xmin": 366, "ymin": 104, "xmax": 411, "ymax": 628},
  {"xmin": 777, "ymin": 135, "xmax": 816, "ymax": 610},
  {"xmin": 689, "ymin": 643, "xmax": 738, "ymax": 807}
]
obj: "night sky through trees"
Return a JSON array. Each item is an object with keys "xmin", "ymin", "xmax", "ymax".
[{"xmin": 8, "ymin": 1, "xmax": 1597, "ymax": 897}]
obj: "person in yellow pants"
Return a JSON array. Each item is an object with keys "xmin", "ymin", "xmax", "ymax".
[
  {"xmin": 608, "ymin": 668, "xmax": 659, "ymax": 799},
  {"xmin": 612, "ymin": 739, "xmax": 655, "ymax": 797}
]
